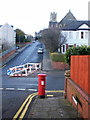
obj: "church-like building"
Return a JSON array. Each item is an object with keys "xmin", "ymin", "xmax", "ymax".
[{"xmin": 49, "ymin": 11, "xmax": 90, "ymax": 54}]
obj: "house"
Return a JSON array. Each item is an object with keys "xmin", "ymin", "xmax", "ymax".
[
  {"xmin": 49, "ymin": 11, "xmax": 90, "ymax": 54},
  {"xmin": 58, "ymin": 10, "xmax": 90, "ymax": 54},
  {"xmin": 0, "ymin": 23, "xmax": 16, "ymax": 50}
]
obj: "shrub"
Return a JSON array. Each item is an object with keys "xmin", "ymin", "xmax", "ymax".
[
  {"xmin": 51, "ymin": 52, "xmax": 65, "ymax": 62},
  {"xmin": 65, "ymin": 45, "xmax": 90, "ymax": 65}
]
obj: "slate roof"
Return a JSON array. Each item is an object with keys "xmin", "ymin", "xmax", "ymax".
[
  {"xmin": 59, "ymin": 10, "xmax": 77, "ymax": 25},
  {"xmin": 58, "ymin": 10, "xmax": 90, "ymax": 31},
  {"xmin": 61, "ymin": 20, "xmax": 90, "ymax": 31}
]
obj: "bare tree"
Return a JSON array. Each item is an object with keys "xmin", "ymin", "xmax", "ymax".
[
  {"xmin": 40, "ymin": 28, "xmax": 60, "ymax": 52},
  {"xmin": 39, "ymin": 27, "xmax": 67, "ymax": 52},
  {"xmin": 58, "ymin": 31, "xmax": 67, "ymax": 53}
]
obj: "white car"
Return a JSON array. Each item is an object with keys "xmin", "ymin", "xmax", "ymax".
[
  {"xmin": 37, "ymin": 48, "xmax": 43, "ymax": 54},
  {"xmin": 33, "ymin": 41, "xmax": 35, "ymax": 43}
]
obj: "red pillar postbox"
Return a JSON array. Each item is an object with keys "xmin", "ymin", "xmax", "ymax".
[{"xmin": 38, "ymin": 74, "xmax": 46, "ymax": 98}]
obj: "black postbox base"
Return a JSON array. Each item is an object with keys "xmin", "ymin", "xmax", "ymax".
[{"xmin": 38, "ymin": 95, "xmax": 45, "ymax": 98}]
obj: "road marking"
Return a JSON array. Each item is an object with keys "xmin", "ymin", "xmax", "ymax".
[
  {"xmin": 6, "ymin": 88, "xmax": 15, "ymax": 90},
  {"xmin": 0, "ymin": 64, "xmax": 6, "ymax": 69},
  {"xmin": 13, "ymin": 94, "xmax": 32, "ymax": 120},
  {"xmin": 13, "ymin": 92, "xmax": 37, "ymax": 120},
  {"xmin": 0, "ymin": 88, "xmax": 64, "ymax": 93},
  {"xmin": 46, "ymin": 90, "xmax": 65, "ymax": 93},
  {"xmin": 0, "ymin": 88, "xmax": 3, "ymax": 90},
  {"xmin": 0, "ymin": 87, "xmax": 37, "ymax": 92},
  {"xmin": 19, "ymin": 94, "xmax": 37, "ymax": 119},
  {"xmin": 28, "ymin": 89, "xmax": 37, "ymax": 91},
  {"xmin": 17, "ymin": 88, "xmax": 26, "ymax": 91},
  {"xmin": 46, "ymin": 95, "xmax": 53, "ymax": 97},
  {"xmin": 13, "ymin": 90, "xmax": 64, "ymax": 119}
]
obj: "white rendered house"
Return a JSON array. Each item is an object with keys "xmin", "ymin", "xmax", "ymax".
[
  {"xmin": 49, "ymin": 11, "xmax": 90, "ymax": 53},
  {"xmin": 61, "ymin": 21, "xmax": 90, "ymax": 54},
  {"xmin": 0, "ymin": 23, "xmax": 16, "ymax": 50}
]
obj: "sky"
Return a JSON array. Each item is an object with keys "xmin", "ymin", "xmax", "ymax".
[{"xmin": 0, "ymin": 0, "xmax": 89, "ymax": 36}]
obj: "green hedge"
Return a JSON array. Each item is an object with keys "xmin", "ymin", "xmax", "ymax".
[
  {"xmin": 65, "ymin": 45, "xmax": 90, "ymax": 65},
  {"xmin": 50, "ymin": 52, "xmax": 65, "ymax": 62}
]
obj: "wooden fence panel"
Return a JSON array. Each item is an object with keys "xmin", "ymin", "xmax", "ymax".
[{"xmin": 71, "ymin": 55, "xmax": 90, "ymax": 94}]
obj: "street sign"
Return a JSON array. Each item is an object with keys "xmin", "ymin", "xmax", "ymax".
[{"xmin": 7, "ymin": 70, "xmax": 13, "ymax": 75}]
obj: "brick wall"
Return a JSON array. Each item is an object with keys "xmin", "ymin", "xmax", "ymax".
[
  {"xmin": 52, "ymin": 61, "xmax": 69, "ymax": 70},
  {"xmin": 0, "ymin": 49, "xmax": 16, "ymax": 62},
  {"xmin": 65, "ymin": 77, "xmax": 90, "ymax": 119}
]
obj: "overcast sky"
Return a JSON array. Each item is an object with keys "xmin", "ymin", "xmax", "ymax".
[{"xmin": 0, "ymin": 0, "xmax": 89, "ymax": 36}]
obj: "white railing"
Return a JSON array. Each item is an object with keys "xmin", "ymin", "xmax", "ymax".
[{"xmin": 7, "ymin": 63, "xmax": 41, "ymax": 77}]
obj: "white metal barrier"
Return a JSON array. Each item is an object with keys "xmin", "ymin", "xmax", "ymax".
[{"xmin": 7, "ymin": 63, "xmax": 41, "ymax": 77}]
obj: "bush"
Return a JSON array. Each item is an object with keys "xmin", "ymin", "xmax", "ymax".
[
  {"xmin": 65, "ymin": 45, "xmax": 90, "ymax": 65},
  {"xmin": 51, "ymin": 52, "xmax": 65, "ymax": 62}
]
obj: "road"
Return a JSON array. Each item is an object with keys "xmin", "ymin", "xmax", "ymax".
[{"xmin": 1, "ymin": 41, "xmax": 65, "ymax": 119}]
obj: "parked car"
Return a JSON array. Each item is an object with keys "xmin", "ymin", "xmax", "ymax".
[
  {"xmin": 37, "ymin": 48, "xmax": 43, "ymax": 54},
  {"xmin": 16, "ymin": 46, "xmax": 19, "ymax": 50},
  {"xmin": 33, "ymin": 41, "xmax": 35, "ymax": 43}
]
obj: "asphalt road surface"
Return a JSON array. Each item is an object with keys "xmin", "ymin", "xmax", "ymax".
[{"xmin": 1, "ymin": 41, "xmax": 65, "ymax": 119}]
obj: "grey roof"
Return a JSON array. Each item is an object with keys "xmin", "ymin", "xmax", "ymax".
[
  {"xmin": 61, "ymin": 21, "xmax": 90, "ymax": 31},
  {"xmin": 59, "ymin": 10, "xmax": 90, "ymax": 31},
  {"xmin": 60, "ymin": 10, "xmax": 77, "ymax": 24}
]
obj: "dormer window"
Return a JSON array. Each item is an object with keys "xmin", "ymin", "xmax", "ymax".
[{"xmin": 81, "ymin": 32, "xmax": 84, "ymax": 39}]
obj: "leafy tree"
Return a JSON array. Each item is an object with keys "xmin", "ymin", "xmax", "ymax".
[{"xmin": 15, "ymin": 29, "xmax": 25, "ymax": 43}]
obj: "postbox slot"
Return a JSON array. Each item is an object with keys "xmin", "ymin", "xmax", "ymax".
[
  {"xmin": 41, "ymin": 78, "xmax": 45, "ymax": 80},
  {"xmin": 41, "ymin": 81, "xmax": 44, "ymax": 85}
]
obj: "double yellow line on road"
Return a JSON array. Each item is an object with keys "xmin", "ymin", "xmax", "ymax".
[
  {"xmin": 12, "ymin": 90, "xmax": 64, "ymax": 120},
  {"xmin": 13, "ymin": 92, "xmax": 37, "ymax": 120}
]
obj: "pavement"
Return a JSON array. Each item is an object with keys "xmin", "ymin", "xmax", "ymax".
[
  {"xmin": 42, "ymin": 49, "xmax": 52, "ymax": 71},
  {"xmin": 27, "ymin": 92, "xmax": 83, "ymax": 119}
]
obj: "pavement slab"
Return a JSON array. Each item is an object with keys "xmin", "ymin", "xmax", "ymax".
[{"xmin": 27, "ymin": 93, "xmax": 83, "ymax": 119}]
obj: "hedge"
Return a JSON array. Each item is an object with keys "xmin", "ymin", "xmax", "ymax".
[
  {"xmin": 50, "ymin": 52, "xmax": 65, "ymax": 62},
  {"xmin": 65, "ymin": 45, "xmax": 90, "ymax": 65}
]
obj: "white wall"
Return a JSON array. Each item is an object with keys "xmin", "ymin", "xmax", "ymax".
[
  {"xmin": 0, "ymin": 23, "xmax": 16, "ymax": 49},
  {"xmin": 62, "ymin": 30, "xmax": 89, "ymax": 45},
  {"xmin": 61, "ymin": 29, "xmax": 90, "ymax": 54}
]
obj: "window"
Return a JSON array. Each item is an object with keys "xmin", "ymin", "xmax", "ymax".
[
  {"xmin": 69, "ymin": 32, "xmax": 72, "ymax": 38},
  {"xmin": 69, "ymin": 45, "xmax": 73, "ymax": 48},
  {"xmin": 85, "ymin": 32, "xmax": 88, "ymax": 39},
  {"xmin": 63, "ymin": 45, "xmax": 65, "ymax": 52},
  {"xmin": 76, "ymin": 32, "xmax": 79, "ymax": 39},
  {"xmin": 81, "ymin": 32, "xmax": 84, "ymax": 39}
]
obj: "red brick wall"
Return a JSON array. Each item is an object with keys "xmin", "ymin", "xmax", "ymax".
[
  {"xmin": 65, "ymin": 78, "xmax": 90, "ymax": 119},
  {"xmin": 52, "ymin": 62, "xmax": 69, "ymax": 70},
  {"xmin": 0, "ymin": 50, "xmax": 16, "ymax": 61},
  {"xmin": 71, "ymin": 55, "xmax": 90, "ymax": 95}
]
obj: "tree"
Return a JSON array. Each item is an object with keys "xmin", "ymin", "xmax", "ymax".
[
  {"xmin": 15, "ymin": 29, "xmax": 25, "ymax": 43},
  {"xmin": 39, "ymin": 27, "xmax": 67, "ymax": 52},
  {"xmin": 40, "ymin": 28, "xmax": 59, "ymax": 52},
  {"xmin": 58, "ymin": 31, "xmax": 67, "ymax": 53}
]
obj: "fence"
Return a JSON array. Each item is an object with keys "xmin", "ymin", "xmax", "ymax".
[{"xmin": 71, "ymin": 55, "xmax": 90, "ymax": 95}]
